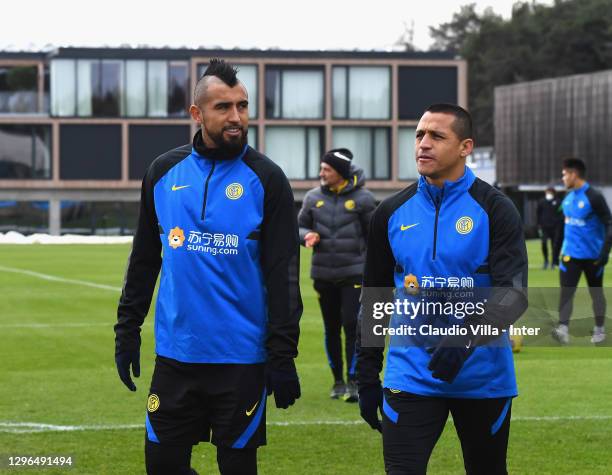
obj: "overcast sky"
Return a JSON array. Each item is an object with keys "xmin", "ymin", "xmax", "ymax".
[{"xmin": 3, "ymin": 0, "xmax": 552, "ymax": 52}]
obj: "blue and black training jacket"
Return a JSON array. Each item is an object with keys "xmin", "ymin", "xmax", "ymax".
[
  {"xmin": 115, "ymin": 132, "xmax": 302, "ymax": 370},
  {"xmin": 356, "ymin": 167, "xmax": 528, "ymax": 398},
  {"xmin": 561, "ymin": 182, "xmax": 612, "ymax": 262}
]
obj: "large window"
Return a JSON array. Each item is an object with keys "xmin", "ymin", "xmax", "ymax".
[
  {"xmin": 265, "ymin": 67, "xmax": 324, "ymax": 119},
  {"xmin": 51, "ymin": 59, "xmax": 76, "ymax": 116},
  {"xmin": 398, "ymin": 127, "xmax": 418, "ymax": 180},
  {"xmin": 60, "ymin": 201, "xmax": 139, "ymax": 235},
  {"xmin": 0, "ymin": 125, "xmax": 51, "ymax": 179},
  {"xmin": 129, "ymin": 125, "xmax": 190, "ymax": 180},
  {"xmin": 398, "ymin": 66, "xmax": 458, "ymax": 120},
  {"xmin": 77, "ymin": 60, "xmax": 124, "ymax": 116},
  {"xmin": 60, "ymin": 125, "xmax": 121, "ymax": 179},
  {"xmin": 51, "ymin": 59, "xmax": 189, "ymax": 117},
  {"xmin": 0, "ymin": 201, "xmax": 49, "ymax": 234},
  {"xmin": 126, "ymin": 61, "xmax": 146, "ymax": 116},
  {"xmin": 197, "ymin": 64, "xmax": 258, "ymax": 118},
  {"xmin": 147, "ymin": 61, "xmax": 168, "ymax": 117},
  {"xmin": 332, "ymin": 127, "xmax": 390, "ymax": 179},
  {"xmin": 168, "ymin": 62, "xmax": 189, "ymax": 117},
  {"xmin": 0, "ymin": 66, "xmax": 38, "ymax": 113},
  {"xmin": 264, "ymin": 126, "xmax": 322, "ymax": 179},
  {"xmin": 333, "ymin": 66, "xmax": 390, "ymax": 119}
]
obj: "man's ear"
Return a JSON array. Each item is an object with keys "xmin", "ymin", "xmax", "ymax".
[
  {"xmin": 460, "ymin": 138, "xmax": 474, "ymax": 158},
  {"xmin": 189, "ymin": 104, "xmax": 203, "ymax": 125}
]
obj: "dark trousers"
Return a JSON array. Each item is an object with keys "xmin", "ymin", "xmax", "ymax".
[
  {"xmin": 313, "ymin": 278, "xmax": 361, "ymax": 382},
  {"xmin": 540, "ymin": 225, "xmax": 562, "ymax": 266},
  {"xmin": 145, "ymin": 439, "xmax": 257, "ymax": 475},
  {"xmin": 382, "ymin": 390, "xmax": 512, "ymax": 475},
  {"xmin": 558, "ymin": 256, "xmax": 606, "ymax": 327}
]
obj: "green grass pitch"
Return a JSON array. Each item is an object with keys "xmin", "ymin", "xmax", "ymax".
[{"xmin": 0, "ymin": 241, "xmax": 611, "ymax": 474}]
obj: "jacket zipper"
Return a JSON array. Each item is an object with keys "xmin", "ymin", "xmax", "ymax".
[
  {"xmin": 331, "ymin": 193, "xmax": 337, "ymax": 254},
  {"xmin": 201, "ymin": 160, "xmax": 216, "ymax": 220},
  {"xmin": 432, "ymin": 192, "xmax": 443, "ymax": 260}
]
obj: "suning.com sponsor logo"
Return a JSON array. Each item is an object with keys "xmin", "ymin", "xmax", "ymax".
[{"xmin": 168, "ymin": 227, "xmax": 239, "ymax": 255}]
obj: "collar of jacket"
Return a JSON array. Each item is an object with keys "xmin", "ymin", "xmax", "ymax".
[
  {"xmin": 322, "ymin": 169, "xmax": 362, "ymax": 195},
  {"xmin": 417, "ymin": 165, "xmax": 476, "ymax": 205},
  {"xmin": 329, "ymin": 179, "xmax": 349, "ymax": 194},
  {"xmin": 573, "ymin": 182, "xmax": 589, "ymax": 194},
  {"xmin": 191, "ymin": 130, "xmax": 248, "ymax": 161}
]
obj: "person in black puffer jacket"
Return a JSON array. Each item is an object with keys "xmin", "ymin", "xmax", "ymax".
[
  {"xmin": 298, "ymin": 148, "xmax": 376, "ymax": 402},
  {"xmin": 536, "ymin": 186, "xmax": 564, "ymax": 269}
]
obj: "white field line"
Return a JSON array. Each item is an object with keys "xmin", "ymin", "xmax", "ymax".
[
  {"xmin": 0, "ymin": 262, "xmax": 560, "ymax": 293},
  {"xmin": 0, "ymin": 265, "xmax": 121, "ymax": 293},
  {"xmin": 0, "ymin": 322, "xmax": 153, "ymax": 328},
  {"xmin": 0, "ymin": 323, "xmax": 110, "ymax": 328},
  {"xmin": 1, "ymin": 416, "xmax": 611, "ymax": 434}
]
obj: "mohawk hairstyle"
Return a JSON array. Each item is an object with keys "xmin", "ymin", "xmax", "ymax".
[
  {"xmin": 202, "ymin": 58, "xmax": 238, "ymax": 87},
  {"xmin": 192, "ymin": 59, "xmax": 240, "ymax": 106}
]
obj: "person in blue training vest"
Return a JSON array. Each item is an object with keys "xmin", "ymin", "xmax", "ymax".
[
  {"xmin": 356, "ymin": 103, "xmax": 528, "ymax": 475},
  {"xmin": 552, "ymin": 158, "xmax": 612, "ymax": 345},
  {"xmin": 114, "ymin": 59, "xmax": 302, "ymax": 475}
]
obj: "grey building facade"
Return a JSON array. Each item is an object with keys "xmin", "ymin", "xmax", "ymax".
[
  {"xmin": 495, "ymin": 69, "xmax": 612, "ymax": 230},
  {"xmin": 0, "ymin": 47, "xmax": 466, "ymax": 234}
]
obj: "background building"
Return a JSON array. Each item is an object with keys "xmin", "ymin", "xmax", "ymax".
[
  {"xmin": 0, "ymin": 47, "xmax": 465, "ymax": 234},
  {"xmin": 495, "ymin": 69, "xmax": 612, "ymax": 233}
]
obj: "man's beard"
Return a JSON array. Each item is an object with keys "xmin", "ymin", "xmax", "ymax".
[{"xmin": 206, "ymin": 126, "xmax": 248, "ymax": 156}]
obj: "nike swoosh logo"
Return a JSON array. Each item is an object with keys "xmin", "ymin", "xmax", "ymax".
[
  {"xmin": 171, "ymin": 185, "xmax": 190, "ymax": 191},
  {"xmin": 465, "ymin": 339, "xmax": 472, "ymax": 350},
  {"xmin": 246, "ymin": 401, "xmax": 259, "ymax": 416},
  {"xmin": 400, "ymin": 223, "xmax": 419, "ymax": 231}
]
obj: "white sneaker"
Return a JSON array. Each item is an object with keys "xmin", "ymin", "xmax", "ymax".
[
  {"xmin": 591, "ymin": 326, "xmax": 606, "ymax": 344},
  {"xmin": 552, "ymin": 324, "xmax": 570, "ymax": 344}
]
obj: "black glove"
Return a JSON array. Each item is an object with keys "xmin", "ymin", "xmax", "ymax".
[
  {"xmin": 358, "ymin": 385, "xmax": 383, "ymax": 432},
  {"xmin": 266, "ymin": 364, "xmax": 301, "ymax": 409},
  {"xmin": 427, "ymin": 334, "xmax": 475, "ymax": 384},
  {"xmin": 115, "ymin": 350, "xmax": 140, "ymax": 391}
]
